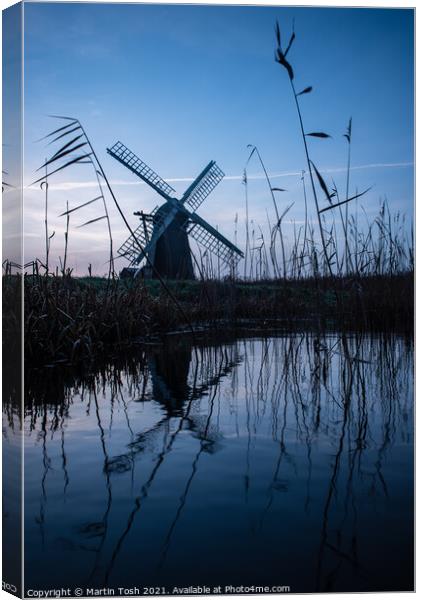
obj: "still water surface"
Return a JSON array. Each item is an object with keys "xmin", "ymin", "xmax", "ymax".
[{"xmin": 10, "ymin": 334, "xmax": 414, "ymax": 592}]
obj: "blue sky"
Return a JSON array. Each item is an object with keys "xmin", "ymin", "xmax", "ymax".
[{"xmin": 18, "ymin": 2, "xmax": 414, "ymax": 274}]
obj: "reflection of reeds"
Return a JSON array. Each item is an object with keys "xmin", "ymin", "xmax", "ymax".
[{"xmin": 15, "ymin": 333, "xmax": 413, "ymax": 590}]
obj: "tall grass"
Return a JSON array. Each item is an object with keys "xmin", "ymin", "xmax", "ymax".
[
  {"xmin": 223, "ymin": 21, "xmax": 413, "ymax": 283},
  {"xmin": 32, "ymin": 117, "xmax": 202, "ymax": 342},
  {"xmin": 2, "ymin": 262, "xmax": 413, "ymax": 368}
]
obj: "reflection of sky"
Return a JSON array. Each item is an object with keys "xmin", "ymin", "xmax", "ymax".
[
  {"xmin": 21, "ymin": 336, "xmax": 414, "ymax": 591},
  {"xmin": 16, "ymin": 3, "xmax": 414, "ymax": 274}
]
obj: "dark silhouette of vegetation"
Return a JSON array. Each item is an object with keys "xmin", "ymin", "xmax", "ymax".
[{"xmin": 2, "ymin": 262, "xmax": 413, "ymax": 368}]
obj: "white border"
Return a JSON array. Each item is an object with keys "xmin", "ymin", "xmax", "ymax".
[{"xmin": 0, "ymin": 2, "xmax": 416, "ymax": 600}]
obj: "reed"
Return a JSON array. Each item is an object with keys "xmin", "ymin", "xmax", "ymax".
[{"xmin": 2, "ymin": 261, "xmax": 413, "ymax": 368}]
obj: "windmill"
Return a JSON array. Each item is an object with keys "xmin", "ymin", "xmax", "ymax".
[{"xmin": 107, "ymin": 141, "xmax": 243, "ymax": 279}]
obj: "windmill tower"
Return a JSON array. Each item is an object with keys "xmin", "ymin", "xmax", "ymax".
[{"xmin": 107, "ymin": 141, "xmax": 243, "ymax": 279}]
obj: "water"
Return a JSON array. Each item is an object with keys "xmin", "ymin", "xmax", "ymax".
[{"xmin": 5, "ymin": 334, "xmax": 414, "ymax": 593}]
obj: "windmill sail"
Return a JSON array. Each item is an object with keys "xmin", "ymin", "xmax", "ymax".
[
  {"xmin": 108, "ymin": 140, "xmax": 243, "ymax": 278},
  {"xmin": 185, "ymin": 212, "xmax": 244, "ymax": 266},
  {"xmin": 181, "ymin": 161, "xmax": 224, "ymax": 211},
  {"xmin": 107, "ymin": 141, "xmax": 175, "ymax": 200},
  {"xmin": 117, "ymin": 207, "xmax": 158, "ymax": 263},
  {"xmin": 117, "ymin": 204, "xmax": 177, "ymax": 265}
]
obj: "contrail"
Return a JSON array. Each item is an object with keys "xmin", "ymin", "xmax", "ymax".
[{"xmin": 25, "ymin": 161, "xmax": 413, "ymax": 191}]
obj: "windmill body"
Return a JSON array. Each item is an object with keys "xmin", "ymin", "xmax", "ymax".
[
  {"xmin": 107, "ymin": 141, "xmax": 243, "ymax": 279},
  {"xmin": 150, "ymin": 204, "xmax": 194, "ymax": 279}
]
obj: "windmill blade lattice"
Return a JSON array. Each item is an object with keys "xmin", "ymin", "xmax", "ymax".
[
  {"xmin": 108, "ymin": 140, "xmax": 243, "ymax": 278},
  {"xmin": 181, "ymin": 161, "xmax": 224, "ymax": 212},
  {"xmin": 117, "ymin": 204, "xmax": 178, "ymax": 265},
  {"xmin": 185, "ymin": 218, "xmax": 242, "ymax": 266},
  {"xmin": 117, "ymin": 207, "xmax": 159, "ymax": 264},
  {"xmin": 107, "ymin": 141, "xmax": 175, "ymax": 200}
]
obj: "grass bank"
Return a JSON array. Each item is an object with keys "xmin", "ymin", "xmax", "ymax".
[{"xmin": 3, "ymin": 272, "xmax": 413, "ymax": 367}]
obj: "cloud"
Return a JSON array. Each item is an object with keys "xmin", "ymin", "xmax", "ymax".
[
  {"xmin": 226, "ymin": 161, "xmax": 414, "ymax": 181},
  {"xmin": 25, "ymin": 161, "xmax": 413, "ymax": 192}
]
